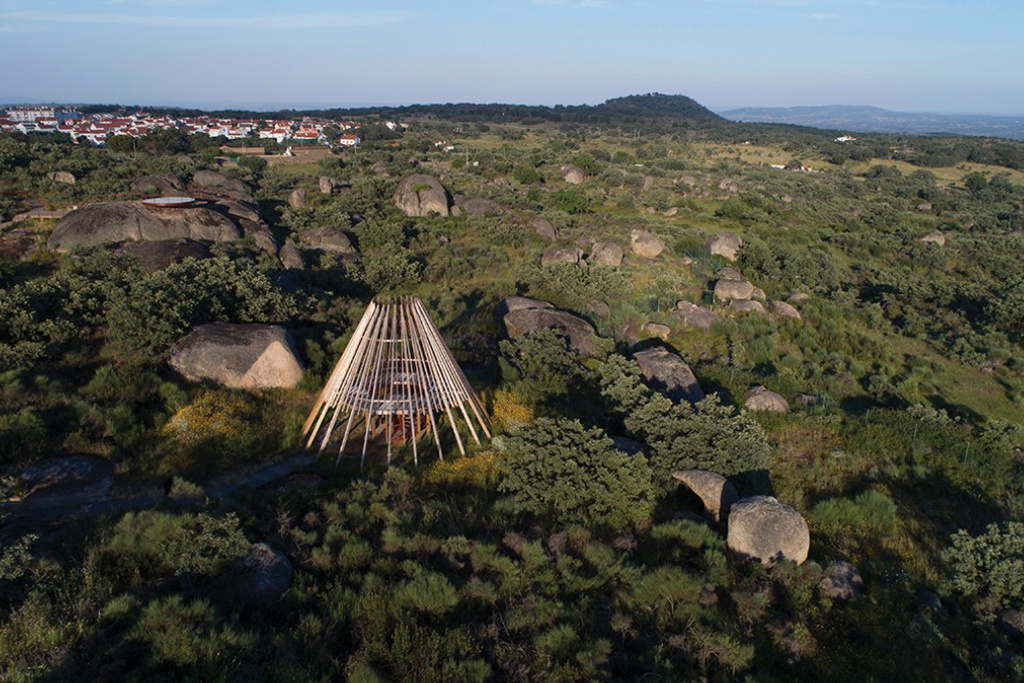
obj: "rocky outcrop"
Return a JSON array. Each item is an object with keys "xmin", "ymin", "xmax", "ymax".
[
  {"xmin": 590, "ymin": 242, "xmax": 624, "ymax": 266},
  {"xmin": 502, "ymin": 301, "xmax": 603, "ymax": 357},
  {"xmin": 672, "ymin": 469, "xmax": 738, "ymax": 524},
  {"xmin": 118, "ymin": 238, "xmax": 212, "ymax": 271},
  {"xmin": 630, "ymin": 230, "xmax": 665, "ymax": 259},
  {"xmin": 727, "ymin": 496, "xmax": 810, "ymax": 565},
  {"xmin": 21, "ymin": 455, "xmax": 114, "ymax": 501},
  {"xmin": 743, "ymin": 386, "xmax": 789, "ymax": 412},
  {"xmin": 674, "ymin": 301, "xmax": 724, "ymax": 330},
  {"xmin": 820, "ymin": 561, "xmax": 865, "ymax": 601},
  {"xmin": 297, "ymin": 227, "xmax": 357, "ymax": 254},
  {"xmin": 48, "ymin": 202, "xmax": 241, "ymax": 252},
  {"xmin": 541, "ymin": 248, "xmax": 583, "ymax": 266},
  {"xmin": 168, "ymin": 323, "xmax": 305, "ymax": 391},
  {"xmin": 394, "ymin": 174, "xmax": 450, "ymax": 217},
  {"xmin": 634, "ymin": 346, "xmax": 704, "ymax": 403},
  {"xmin": 707, "ymin": 233, "xmax": 742, "ymax": 261},
  {"xmin": 919, "ymin": 230, "xmax": 946, "ymax": 246},
  {"xmin": 191, "ymin": 170, "xmax": 253, "ymax": 200}
]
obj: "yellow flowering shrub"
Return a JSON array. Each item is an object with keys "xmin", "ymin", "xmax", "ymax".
[
  {"xmin": 422, "ymin": 452, "xmax": 499, "ymax": 489},
  {"xmin": 489, "ymin": 389, "xmax": 534, "ymax": 434}
]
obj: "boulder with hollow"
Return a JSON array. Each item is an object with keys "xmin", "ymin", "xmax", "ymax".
[{"xmin": 672, "ymin": 469, "xmax": 738, "ymax": 523}]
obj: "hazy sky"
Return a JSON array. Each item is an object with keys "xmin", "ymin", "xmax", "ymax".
[{"xmin": 1, "ymin": 0, "xmax": 1021, "ymax": 114}]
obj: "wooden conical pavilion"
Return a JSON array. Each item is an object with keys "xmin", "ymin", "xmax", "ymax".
[{"xmin": 302, "ymin": 297, "xmax": 491, "ymax": 465}]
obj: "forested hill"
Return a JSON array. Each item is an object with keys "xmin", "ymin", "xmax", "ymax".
[{"xmin": 82, "ymin": 93, "xmax": 725, "ymax": 127}]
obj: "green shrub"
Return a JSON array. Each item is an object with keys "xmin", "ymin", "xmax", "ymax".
[
  {"xmin": 943, "ymin": 522, "xmax": 1024, "ymax": 613},
  {"xmin": 497, "ymin": 418, "xmax": 657, "ymax": 531}
]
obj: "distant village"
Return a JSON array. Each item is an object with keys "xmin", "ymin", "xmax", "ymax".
[{"xmin": 0, "ymin": 106, "xmax": 409, "ymax": 148}]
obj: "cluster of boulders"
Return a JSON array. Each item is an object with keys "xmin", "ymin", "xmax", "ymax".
[
  {"xmin": 710, "ymin": 264, "xmax": 804, "ymax": 322},
  {"xmin": 672, "ymin": 469, "xmax": 865, "ymax": 600},
  {"xmin": 46, "ymin": 170, "xmax": 366, "ymax": 273}
]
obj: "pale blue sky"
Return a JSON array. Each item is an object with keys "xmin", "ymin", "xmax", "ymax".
[{"xmin": 1, "ymin": 0, "xmax": 1021, "ymax": 114}]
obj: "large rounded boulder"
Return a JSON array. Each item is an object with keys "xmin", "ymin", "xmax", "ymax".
[
  {"xmin": 633, "ymin": 346, "xmax": 704, "ymax": 404},
  {"xmin": 169, "ymin": 323, "xmax": 305, "ymax": 391},
  {"xmin": 743, "ymin": 385, "xmax": 789, "ymax": 413},
  {"xmin": 727, "ymin": 496, "xmax": 810, "ymax": 565},
  {"xmin": 714, "ymin": 278, "xmax": 755, "ymax": 302},
  {"xmin": 394, "ymin": 174, "xmax": 450, "ymax": 217},
  {"xmin": 48, "ymin": 202, "xmax": 241, "ymax": 252},
  {"xmin": 630, "ymin": 230, "xmax": 665, "ymax": 259}
]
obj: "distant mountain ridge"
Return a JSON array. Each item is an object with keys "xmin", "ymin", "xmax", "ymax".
[
  {"xmin": 3, "ymin": 93, "xmax": 724, "ymax": 127},
  {"xmin": 719, "ymin": 105, "xmax": 1024, "ymax": 140}
]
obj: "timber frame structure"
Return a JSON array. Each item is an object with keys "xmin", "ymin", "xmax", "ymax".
[{"xmin": 302, "ymin": 297, "xmax": 491, "ymax": 465}]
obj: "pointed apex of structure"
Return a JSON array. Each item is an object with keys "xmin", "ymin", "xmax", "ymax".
[{"xmin": 302, "ymin": 296, "xmax": 491, "ymax": 465}]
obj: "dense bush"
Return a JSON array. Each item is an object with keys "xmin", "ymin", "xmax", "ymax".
[{"xmin": 497, "ymin": 418, "xmax": 657, "ymax": 531}]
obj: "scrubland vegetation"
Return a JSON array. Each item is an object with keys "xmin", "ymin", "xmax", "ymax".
[{"xmin": 2, "ymin": 95, "xmax": 1024, "ymax": 680}]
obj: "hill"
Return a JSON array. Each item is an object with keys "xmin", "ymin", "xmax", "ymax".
[{"xmin": 720, "ymin": 104, "xmax": 1024, "ymax": 140}]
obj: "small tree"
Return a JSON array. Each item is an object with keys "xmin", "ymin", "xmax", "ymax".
[
  {"xmin": 497, "ymin": 418, "xmax": 657, "ymax": 532},
  {"xmin": 943, "ymin": 522, "xmax": 1024, "ymax": 614}
]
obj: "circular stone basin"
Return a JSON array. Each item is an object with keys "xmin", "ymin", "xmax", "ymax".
[{"xmin": 141, "ymin": 196, "xmax": 196, "ymax": 208}]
